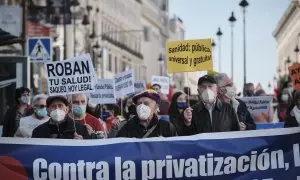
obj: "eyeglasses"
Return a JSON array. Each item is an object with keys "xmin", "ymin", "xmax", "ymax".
[{"xmin": 35, "ymin": 105, "xmax": 46, "ymax": 109}]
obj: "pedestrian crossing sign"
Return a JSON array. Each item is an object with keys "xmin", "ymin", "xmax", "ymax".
[{"xmin": 27, "ymin": 37, "xmax": 52, "ymax": 62}]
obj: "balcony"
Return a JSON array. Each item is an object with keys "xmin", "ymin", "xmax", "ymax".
[{"xmin": 102, "ymin": 34, "xmax": 143, "ymax": 59}]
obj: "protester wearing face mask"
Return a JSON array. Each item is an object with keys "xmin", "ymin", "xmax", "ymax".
[
  {"xmin": 277, "ymin": 82, "xmax": 293, "ymax": 122},
  {"xmin": 117, "ymin": 90, "xmax": 177, "ymax": 138},
  {"xmin": 2, "ymin": 87, "xmax": 34, "ymax": 137},
  {"xmin": 32, "ymin": 95, "xmax": 89, "ymax": 139},
  {"xmin": 182, "ymin": 75, "xmax": 240, "ymax": 135},
  {"xmin": 168, "ymin": 91, "xmax": 189, "ymax": 136},
  {"xmin": 215, "ymin": 73, "xmax": 256, "ymax": 131},
  {"xmin": 14, "ymin": 94, "xmax": 50, "ymax": 137},
  {"xmin": 68, "ymin": 94, "xmax": 104, "ymax": 137},
  {"xmin": 285, "ymin": 91, "xmax": 300, "ymax": 127},
  {"xmin": 101, "ymin": 104, "xmax": 120, "ymax": 133}
]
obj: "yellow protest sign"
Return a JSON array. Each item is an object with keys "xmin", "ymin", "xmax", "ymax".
[{"xmin": 166, "ymin": 39, "xmax": 213, "ymax": 73}]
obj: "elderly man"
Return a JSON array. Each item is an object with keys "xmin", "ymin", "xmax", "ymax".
[
  {"xmin": 15, "ymin": 94, "xmax": 50, "ymax": 137},
  {"xmin": 68, "ymin": 93, "xmax": 104, "ymax": 137},
  {"xmin": 182, "ymin": 75, "xmax": 240, "ymax": 135},
  {"xmin": 32, "ymin": 95, "xmax": 90, "ymax": 139},
  {"xmin": 117, "ymin": 90, "xmax": 177, "ymax": 138},
  {"xmin": 214, "ymin": 73, "xmax": 256, "ymax": 130}
]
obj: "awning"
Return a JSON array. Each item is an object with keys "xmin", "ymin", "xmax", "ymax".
[{"xmin": 0, "ymin": 28, "xmax": 22, "ymax": 46}]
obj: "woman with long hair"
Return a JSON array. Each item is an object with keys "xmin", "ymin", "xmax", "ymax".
[{"xmin": 168, "ymin": 91, "xmax": 188, "ymax": 136}]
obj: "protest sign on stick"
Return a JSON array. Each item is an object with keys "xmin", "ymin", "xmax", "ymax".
[
  {"xmin": 289, "ymin": 63, "xmax": 300, "ymax": 90},
  {"xmin": 151, "ymin": 76, "xmax": 170, "ymax": 94},
  {"xmin": 134, "ymin": 80, "xmax": 146, "ymax": 93},
  {"xmin": 89, "ymin": 79, "xmax": 116, "ymax": 104},
  {"xmin": 240, "ymin": 96, "xmax": 273, "ymax": 123},
  {"xmin": 45, "ymin": 54, "xmax": 97, "ymax": 96},
  {"xmin": 166, "ymin": 39, "xmax": 213, "ymax": 73},
  {"xmin": 114, "ymin": 69, "xmax": 134, "ymax": 98}
]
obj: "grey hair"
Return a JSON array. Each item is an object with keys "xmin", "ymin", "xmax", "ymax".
[
  {"xmin": 214, "ymin": 73, "xmax": 230, "ymax": 87},
  {"xmin": 67, "ymin": 93, "xmax": 87, "ymax": 104},
  {"xmin": 32, "ymin": 94, "xmax": 48, "ymax": 106}
]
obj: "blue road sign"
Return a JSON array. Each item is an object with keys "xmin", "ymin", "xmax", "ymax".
[{"xmin": 27, "ymin": 37, "xmax": 52, "ymax": 62}]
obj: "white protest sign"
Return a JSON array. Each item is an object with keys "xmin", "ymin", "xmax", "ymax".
[
  {"xmin": 115, "ymin": 69, "xmax": 134, "ymax": 98},
  {"xmin": 45, "ymin": 54, "xmax": 97, "ymax": 96},
  {"xmin": 151, "ymin": 76, "xmax": 170, "ymax": 94},
  {"xmin": 240, "ymin": 96, "xmax": 273, "ymax": 114},
  {"xmin": 89, "ymin": 79, "xmax": 116, "ymax": 104},
  {"xmin": 134, "ymin": 80, "xmax": 146, "ymax": 93},
  {"xmin": 240, "ymin": 96, "xmax": 273, "ymax": 123}
]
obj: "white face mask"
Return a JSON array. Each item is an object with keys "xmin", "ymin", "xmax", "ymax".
[
  {"xmin": 225, "ymin": 86, "xmax": 236, "ymax": 99},
  {"xmin": 136, "ymin": 104, "xmax": 151, "ymax": 120},
  {"xmin": 20, "ymin": 96, "xmax": 30, "ymax": 104},
  {"xmin": 201, "ymin": 88, "xmax": 216, "ymax": 104},
  {"xmin": 288, "ymin": 87, "xmax": 294, "ymax": 94},
  {"xmin": 281, "ymin": 94, "xmax": 289, "ymax": 102},
  {"xmin": 50, "ymin": 109, "xmax": 66, "ymax": 122}
]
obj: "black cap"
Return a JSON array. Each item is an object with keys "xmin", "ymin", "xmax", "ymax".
[
  {"xmin": 198, "ymin": 75, "xmax": 217, "ymax": 85},
  {"xmin": 46, "ymin": 95, "xmax": 69, "ymax": 107}
]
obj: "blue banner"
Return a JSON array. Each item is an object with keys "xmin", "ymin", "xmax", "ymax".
[
  {"xmin": 256, "ymin": 122, "xmax": 284, "ymax": 129},
  {"xmin": 1, "ymin": 128, "xmax": 300, "ymax": 180}
]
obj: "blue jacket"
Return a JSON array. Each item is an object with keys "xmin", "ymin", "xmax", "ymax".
[{"xmin": 236, "ymin": 99, "xmax": 256, "ymax": 130}]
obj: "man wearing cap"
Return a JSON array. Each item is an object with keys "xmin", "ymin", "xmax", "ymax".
[
  {"xmin": 182, "ymin": 75, "xmax": 240, "ymax": 135},
  {"xmin": 32, "ymin": 95, "xmax": 90, "ymax": 139},
  {"xmin": 117, "ymin": 90, "xmax": 177, "ymax": 138},
  {"xmin": 215, "ymin": 73, "xmax": 256, "ymax": 130}
]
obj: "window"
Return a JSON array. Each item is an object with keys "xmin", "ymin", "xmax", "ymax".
[
  {"xmin": 121, "ymin": 61, "xmax": 126, "ymax": 72},
  {"xmin": 114, "ymin": 56, "xmax": 118, "ymax": 73},
  {"xmin": 108, "ymin": 54, "xmax": 112, "ymax": 71}
]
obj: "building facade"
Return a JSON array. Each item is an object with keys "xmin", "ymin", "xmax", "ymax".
[{"xmin": 273, "ymin": 0, "xmax": 300, "ymax": 78}]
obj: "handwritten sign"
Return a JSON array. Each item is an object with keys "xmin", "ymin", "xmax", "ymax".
[
  {"xmin": 240, "ymin": 96, "xmax": 273, "ymax": 123},
  {"xmin": 289, "ymin": 63, "xmax": 300, "ymax": 90},
  {"xmin": 45, "ymin": 54, "xmax": 97, "ymax": 96},
  {"xmin": 89, "ymin": 79, "xmax": 116, "ymax": 104},
  {"xmin": 151, "ymin": 76, "xmax": 170, "ymax": 94},
  {"xmin": 134, "ymin": 80, "xmax": 146, "ymax": 93},
  {"xmin": 115, "ymin": 70, "xmax": 134, "ymax": 98},
  {"xmin": 166, "ymin": 39, "xmax": 213, "ymax": 73}
]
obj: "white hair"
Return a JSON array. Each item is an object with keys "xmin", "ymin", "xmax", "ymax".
[
  {"xmin": 32, "ymin": 94, "xmax": 48, "ymax": 106},
  {"xmin": 67, "ymin": 93, "xmax": 87, "ymax": 104}
]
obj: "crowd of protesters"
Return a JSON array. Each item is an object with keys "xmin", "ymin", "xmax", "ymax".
[{"xmin": 1, "ymin": 72, "xmax": 298, "ymax": 140}]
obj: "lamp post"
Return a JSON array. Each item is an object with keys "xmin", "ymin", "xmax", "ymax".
[
  {"xmin": 211, "ymin": 39, "xmax": 216, "ymax": 70},
  {"xmin": 70, "ymin": 0, "xmax": 80, "ymax": 56},
  {"xmin": 285, "ymin": 56, "xmax": 291, "ymax": 76},
  {"xmin": 216, "ymin": 27, "xmax": 223, "ymax": 72},
  {"xmin": 239, "ymin": 0, "xmax": 249, "ymax": 85},
  {"xmin": 158, "ymin": 54, "xmax": 164, "ymax": 76},
  {"xmin": 295, "ymin": 33, "xmax": 300, "ymax": 63},
  {"xmin": 228, "ymin": 11, "xmax": 236, "ymax": 81}
]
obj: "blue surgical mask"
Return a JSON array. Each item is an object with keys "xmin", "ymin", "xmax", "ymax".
[
  {"xmin": 102, "ymin": 111, "xmax": 110, "ymax": 121},
  {"xmin": 36, "ymin": 108, "xmax": 47, "ymax": 118},
  {"xmin": 177, "ymin": 102, "xmax": 188, "ymax": 109},
  {"xmin": 72, "ymin": 104, "xmax": 86, "ymax": 117}
]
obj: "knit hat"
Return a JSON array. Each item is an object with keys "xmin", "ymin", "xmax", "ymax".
[{"xmin": 132, "ymin": 89, "xmax": 160, "ymax": 104}]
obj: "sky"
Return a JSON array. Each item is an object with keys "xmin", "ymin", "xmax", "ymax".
[{"xmin": 169, "ymin": 0, "xmax": 291, "ymax": 93}]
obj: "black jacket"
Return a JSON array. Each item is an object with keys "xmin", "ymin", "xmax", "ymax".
[
  {"xmin": 2, "ymin": 105, "xmax": 34, "ymax": 137},
  {"xmin": 170, "ymin": 113, "xmax": 185, "ymax": 136},
  {"xmin": 236, "ymin": 99, "xmax": 256, "ymax": 130},
  {"xmin": 182, "ymin": 99, "xmax": 240, "ymax": 135},
  {"xmin": 284, "ymin": 112, "xmax": 299, "ymax": 128},
  {"xmin": 117, "ymin": 115, "xmax": 177, "ymax": 138},
  {"xmin": 32, "ymin": 116, "xmax": 90, "ymax": 139}
]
